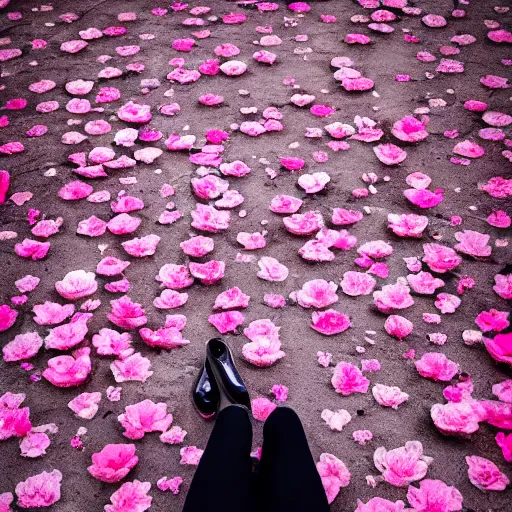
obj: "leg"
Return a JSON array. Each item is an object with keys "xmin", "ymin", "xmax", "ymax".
[
  {"xmin": 183, "ymin": 406, "xmax": 254, "ymax": 512},
  {"xmin": 256, "ymin": 408, "xmax": 330, "ymax": 512}
]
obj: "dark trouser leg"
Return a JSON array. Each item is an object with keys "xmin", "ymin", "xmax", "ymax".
[
  {"xmin": 256, "ymin": 407, "xmax": 330, "ymax": 512},
  {"xmin": 183, "ymin": 406, "xmax": 254, "ymax": 512}
]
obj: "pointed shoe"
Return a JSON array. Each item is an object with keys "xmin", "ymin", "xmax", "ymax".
[
  {"xmin": 206, "ymin": 337, "xmax": 251, "ymax": 412},
  {"xmin": 192, "ymin": 363, "xmax": 219, "ymax": 419}
]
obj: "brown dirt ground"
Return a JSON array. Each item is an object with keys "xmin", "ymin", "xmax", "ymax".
[{"xmin": 0, "ymin": 0, "xmax": 511, "ymax": 511}]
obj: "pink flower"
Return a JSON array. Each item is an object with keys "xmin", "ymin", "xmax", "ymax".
[
  {"xmin": 252, "ymin": 397, "xmax": 277, "ymax": 421},
  {"xmin": 43, "ymin": 347, "xmax": 91, "ymax": 387},
  {"xmin": 0, "ymin": 392, "xmax": 32, "ymax": 440},
  {"xmin": 156, "ymin": 264, "xmax": 194, "ymax": 290},
  {"xmin": 487, "ymin": 210, "xmax": 511, "ymax": 228},
  {"xmin": 44, "ymin": 313, "xmax": 91, "ymax": 350},
  {"xmin": 324, "ymin": 122, "xmax": 355, "ymax": 139},
  {"xmin": 407, "ymin": 272, "xmax": 445, "ymax": 294},
  {"xmin": 15, "ymin": 470, "xmax": 62, "ymax": 508},
  {"xmin": 160, "ymin": 426, "xmax": 187, "ymax": 445},
  {"xmin": 299, "ymin": 240, "xmax": 335, "ymax": 262},
  {"xmin": 311, "ymin": 310, "xmax": 351, "ymax": 335},
  {"xmin": 0, "ymin": 492, "xmax": 13, "ymax": 511},
  {"xmin": 492, "ymin": 380, "xmax": 512, "ymax": 403},
  {"xmin": 422, "ymin": 244, "xmax": 462, "ymax": 273},
  {"xmin": 481, "ymin": 400, "xmax": 512, "ymax": 430},
  {"xmin": 240, "ymin": 121, "xmax": 266, "ymax": 137},
  {"xmin": 483, "ymin": 333, "xmax": 512, "ymax": 365},
  {"xmin": 108, "ymin": 296, "xmax": 147, "ymax": 330},
  {"xmin": 317, "ymin": 352, "xmax": 333, "ymax": 367},
  {"xmin": 88, "ymin": 444, "xmax": 139, "ymax": 483},
  {"xmin": 97, "ymin": 257, "xmax": 130, "ymax": 276},
  {"xmin": 14, "ymin": 239, "xmax": 50, "ymax": 260},
  {"xmin": 493, "ymin": 273, "xmax": 512, "ymax": 299},
  {"xmin": 310, "ymin": 104, "xmax": 335, "ymax": 117},
  {"xmin": 436, "ymin": 58, "xmax": 464, "ymax": 73},
  {"xmin": 0, "ymin": 170, "xmax": 10, "ymax": 204},
  {"xmin": 388, "ymin": 213, "xmax": 428, "ymax": 237},
  {"xmin": 280, "ymin": 157, "xmax": 305, "ymax": 171},
  {"xmin": 220, "ymin": 60, "xmax": 247, "ymax": 76},
  {"xmin": 340, "ymin": 271, "xmax": 376, "ymax": 296},
  {"xmin": 105, "ymin": 277, "xmax": 131, "ymax": 294},
  {"xmin": 384, "ymin": 316, "xmax": 413, "ymax": 339},
  {"xmin": 189, "ymin": 261, "xmax": 225, "ymax": 285},
  {"xmin": 316, "ymin": 453, "xmax": 351, "ymax": 504},
  {"xmin": 372, "ymin": 384, "xmax": 409, "ymax": 409},
  {"xmin": 358, "ymin": 240, "xmax": 393, "ymax": 259},
  {"xmin": 496, "ymin": 432, "xmax": 512, "ymax": 462},
  {"xmin": 104, "ymin": 480, "xmax": 152, "ymax": 512},
  {"xmin": 139, "ymin": 327, "xmax": 189, "ymax": 350},
  {"xmin": 153, "ymin": 289, "xmax": 188, "ymax": 309},
  {"xmin": 270, "ymin": 384, "xmax": 288, "ymax": 402},
  {"xmin": 257, "ymin": 256, "xmax": 289, "ymax": 282},
  {"xmin": 117, "ymin": 101, "xmax": 152, "ymax": 123},
  {"xmin": 253, "ymin": 50, "xmax": 276, "ymax": 64},
  {"xmin": 374, "ymin": 441, "xmax": 432, "ymax": 487},
  {"xmin": 297, "ymin": 279, "xmax": 338, "ymax": 308},
  {"xmin": 435, "ymin": 293, "xmax": 461, "ymax": 314},
  {"xmin": 68, "ymin": 392, "xmax": 101, "ymax": 420},
  {"xmin": 373, "ymin": 282, "xmax": 414, "ymax": 313},
  {"xmin": 92, "ymin": 328, "xmax": 132, "ymax": 357},
  {"xmin": 321, "ymin": 409, "xmax": 351, "ymax": 431},
  {"xmin": 269, "ymin": 195, "xmax": 303, "ymax": 214},
  {"xmin": 180, "ymin": 236, "xmax": 214, "ymax": 257},
  {"xmin": 191, "ymin": 175, "xmax": 229, "ymax": 199},
  {"xmin": 77, "ymin": 215, "xmax": 107, "ymax": 236},
  {"xmin": 111, "ymin": 353, "xmax": 153, "ymax": 383},
  {"xmin": 415, "ymin": 353, "xmax": 458, "ymax": 381},
  {"xmin": 198, "ymin": 93, "xmax": 224, "ymax": 106},
  {"xmin": 219, "ymin": 160, "xmax": 251, "ymax": 178},
  {"xmin": 316, "ymin": 229, "xmax": 357, "ymax": 251},
  {"xmin": 242, "ymin": 319, "xmax": 285, "ymax": 367},
  {"xmin": 2, "ymin": 332, "xmax": 42, "ymax": 361},
  {"xmin": 454, "ymin": 230, "xmax": 492, "ymax": 257},
  {"xmin": 373, "ymin": 144, "xmax": 407, "ymax": 165},
  {"xmin": 355, "ymin": 497, "xmax": 405, "ymax": 512},
  {"xmin": 180, "ymin": 446, "xmax": 204, "ymax": 465},
  {"xmin": 298, "ymin": 172, "xmax": 330, "ymax": 193},
  {"xmin": 55, "ymin": 270, "xmax": 97, "ymax": 300},
  {"xmin": 214, "ymin": 287, "xmax": 250, "ymax": 310},
  {"xmin": 122, "ymin": 234, "xmax": 161, "ymax": 257},
  {"xmin": 237, "ymin": 232, "xmax": 265, "ymax": 250},
  {"xmin": 453, "ymin": 140, "xmax": 485, "ymax": 158},
  {"xmin": 290, "ymin": 94, "xmax": 316, "ymax": 107},
  {"xmin": 111, "ymin": 195, "xmax": 144, "ymax": 213},
  {"xmin": 431, "ymin": 401, "xmax": 487, "ymax": 436},
  {"xmin": 404, "ymin": 188, "xmax": 443, "ymax": 209},
  {"xmin": 208, "ymin": 311, "xmax": 245, "ymax": 334},
  {"xmin": 172, "ymin": 38, "xmax": 195, "ymax": 52},
  {"xmin": 118, "ymin": 400, "xmax": 172, "ymax": 440},
  {"xmin": 331, "ymin": 362, "xmax": 370, "ymax": 396},
  {"xmin": 157, "ymin": 476, "xmax": 183, "ymax": 494},
  {"xmin": 407, "ymin": 479, "xmax": 463, "ymax": 512},
  {"xmin": 191, "ymin": 204, "xmax": 230, "ymax": 233},
  {"xmin": 283, "ymin": 211, "xmax": 324, "ymax": 235},
  {"xmin": 392, "ymin": 116, "xmax": 428, "ymax": 142},
  {"xmin": 466, "ymin": 456, "xmax": 509, "ymax": 491},
  {"xmin": 406, "ymin": 172, "xmax": 432, "ymax": 190},
  {"xmin": 264, "ymin": 294, "xmax": 286, "ymax": 308},
  {"xmin": 107, "ymin": 214, "xmax": 141, "ymax": 235}
]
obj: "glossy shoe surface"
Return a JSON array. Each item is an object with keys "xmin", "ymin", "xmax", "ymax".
[
  {"xmin": 192, "ymin": 364, "xmax": 219, "ymax": 419},
  {"xmin": 206, "ymin": 337, "xmax": 251, "ymax": 411}
]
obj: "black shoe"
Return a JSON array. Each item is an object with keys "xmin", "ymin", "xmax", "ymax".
[
  {"xmin": 192, "ymin": 363, "xmax": 219, "ymax": 420},
  {"xmin": 206, "ymin": 337, "xmax": 251, "ymax": 412}
]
